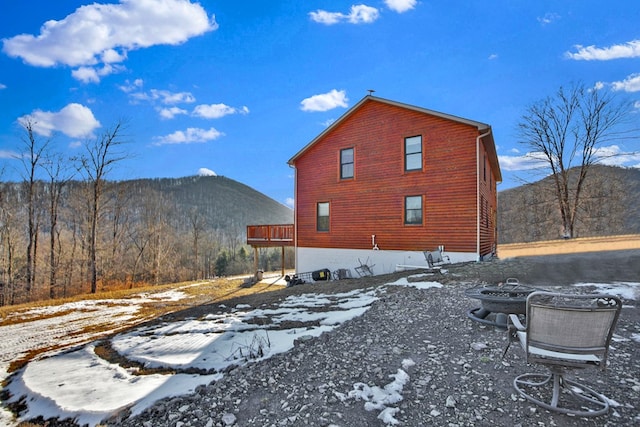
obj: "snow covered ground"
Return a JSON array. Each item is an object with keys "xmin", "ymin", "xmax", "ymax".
[{"xmin": 1, "ymin": 277, "xmax": 638, "ymax": 426}]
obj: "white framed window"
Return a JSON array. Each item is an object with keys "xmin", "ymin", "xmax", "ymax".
[
  {"xmin": 317, "ymin": 202, "xmax": 330, "ymax": 231},
  {"xmin": 404, "ymin": 195, "xmax": 423, "ymax": 225}
]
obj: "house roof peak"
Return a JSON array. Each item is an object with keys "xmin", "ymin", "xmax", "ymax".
[{"xmin": 288, "ymin": 95, "xmax": 501, "ymax": 182}]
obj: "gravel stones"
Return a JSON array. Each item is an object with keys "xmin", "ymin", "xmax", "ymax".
[{"xmin": 106, "ymin": 270, "xmax": 640, "ymax": 427}]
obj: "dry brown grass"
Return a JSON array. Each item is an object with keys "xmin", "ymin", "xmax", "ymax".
[
  {"xmin": 0, "ymin": 275, "xmax": 282, "ymax": 326},
  {"xmin": 497, "ymin": 233, "xmax": 640, "ymax": 258},
  {"xmin": 1, "ymin": 274, "xmax": 286, "ymax": 376}
]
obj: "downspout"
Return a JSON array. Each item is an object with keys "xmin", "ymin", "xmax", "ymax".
[
  {"xmin": 288, "ymin": 163, "xmax": 298, "ymax": 272},
  {"xmin": 476, "ymin": 129, "xmax": 491, "ymax": 262}
]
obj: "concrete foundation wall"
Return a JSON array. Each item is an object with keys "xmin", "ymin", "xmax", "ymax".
[{"xmin": 295, "ymin": 247, "xmax": 478, "ymax": 276}]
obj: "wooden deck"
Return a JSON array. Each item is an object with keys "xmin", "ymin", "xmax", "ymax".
[{"xmin": 246, "ymin": 224, "xmax": 294, "ymax": 247}]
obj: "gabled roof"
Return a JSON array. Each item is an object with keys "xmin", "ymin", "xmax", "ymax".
[{"xmin": 288, "ymin": 95, "xmax": 501, "ymax": 182}]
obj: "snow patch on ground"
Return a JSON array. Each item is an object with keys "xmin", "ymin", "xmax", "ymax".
[
  {"xmin": 573, "ymin": 282, "xmax": 640, "ymax": 300},
  {"xmin": 1, "ymin": 278, "xmax": 637, "ymax": 426},
  {"xmin": 385, "ymin": 274, "xmax": 443, "ymax": 290},
  {"xmin": 3, "ymin": 287, "xmax": 386, "ymax": 426},
  {"xmin": 337, "ymin": 358, "xmax": 415, "ymax": 425}
]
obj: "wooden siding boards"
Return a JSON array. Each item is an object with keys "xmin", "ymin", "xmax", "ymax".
[
  {"xmin": 289, "ymin": 95, "xmax": 501, "ymax": 258},
  {"xmin": 477, "ymin": 137, "xmax": 499, "ymax": 256}
]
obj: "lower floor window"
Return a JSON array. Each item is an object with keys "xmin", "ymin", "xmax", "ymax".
[
  {"xmin": 317, "ymin": 202, "xmax": 330, "ymax": 231},
  {"xmin": 405, "ymin": 195, "xmax": 423, "ymax": 225}
]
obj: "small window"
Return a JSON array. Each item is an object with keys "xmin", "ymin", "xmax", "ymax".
[
  {"xmin": 483, "ymin": 153, "xmax": 487, "ymax": 181},
  {"xmin": 317, "ymin": 202, "xmax": 330, "ymax": 232},
  {"xmin": 340, "ymin": 148, "xmax": 354, "ymax": 179},
  {"xmin": 405, "ymin": 135, "xmax": 422, "ymax": 171},
  {"xmin": 404, "ymin": 195, "xmax": 423, "ymax": 225}
]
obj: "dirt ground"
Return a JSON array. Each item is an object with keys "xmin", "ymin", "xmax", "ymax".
[{"xmin": 448, "ymin": 248, "xmax": 640, "ymax": 287}]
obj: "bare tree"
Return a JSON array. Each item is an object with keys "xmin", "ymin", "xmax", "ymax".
[
  {"xmin": 76, "ymin": 122, "xmax": 128, "ymax": 293},
  {"xmin": 517, "ymin": 83, "xmax": 633, "ymax": 238},
  {"xmin": 188, "ymin": 208, "xmax": 206, "ymax": 280},
  {"xmin": 19, "ymin": 120, "xmax": 50, "ymax": 295},
  {"xmin": 103, "ymin": 183, "xmax": 130, "ymax": 286},
  {"xmin": 127, "ymin": 188, "xmax": 173, "ymax": 285},
  {"xmin": 42, "ymin": 153, "xmax": 74, "ymax": 298},
  {"xmin": 0, "ymin": 178, "xmax": 28, "ymax": 305}
]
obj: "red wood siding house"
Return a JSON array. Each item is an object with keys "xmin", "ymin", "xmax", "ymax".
[{"xmin": 288, "ymin": 95, "xmax": 501, "ymax": 275}]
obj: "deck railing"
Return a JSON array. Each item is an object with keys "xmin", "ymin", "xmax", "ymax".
[{"xmin": 246, "ymin": 224, "xmax": 294, "ymax": 247}]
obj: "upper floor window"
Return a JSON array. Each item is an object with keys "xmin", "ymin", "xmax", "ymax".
[
  {"xmin": 317, "ymin": 202, "xmax": 330, "ymax": 232},
  {"xmin": 340, "ymin": 148, "xmax": 354, "ymax": 179},
  {"xmin": 405, "ymin": 135, "xmax": 422, "ymax": 171},
  {"xmin": 404, "ymin": 195, "xmax": 423, "ymax": 225}
]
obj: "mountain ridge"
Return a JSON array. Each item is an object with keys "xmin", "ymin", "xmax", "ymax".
[
  {"xmin": 119, "ymin": 175, "xmax": 293, "ymax": 232},
  {"xmin": 498, "ymin": 165, "xmax": 640, "ymax": 244}
]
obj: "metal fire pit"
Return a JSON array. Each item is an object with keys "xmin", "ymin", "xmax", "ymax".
[{"xmin": 464, "ymin": 278, "xmax": 538, "ymax": 329}]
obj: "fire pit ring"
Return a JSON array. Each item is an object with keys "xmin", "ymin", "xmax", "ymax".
[{"xmin": 464, "ymin": 279, "xmax": 539, "ymax": 329}]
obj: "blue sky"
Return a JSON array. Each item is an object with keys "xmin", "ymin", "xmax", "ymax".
[{"xmin": 1, "ymin": 0, "xmax": 639, "ymax": 208}]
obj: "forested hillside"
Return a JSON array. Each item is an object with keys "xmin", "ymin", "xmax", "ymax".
[
  {"xmin": 498, "ymin": 165, "xmax": 640, "ymax": 243},
  {"xmin": 0, "ymin": 175, "xmax": 293, "ymax": 305},
  {"xmin": 121, "ymin": 176, "xmax": 293, "ymax": 232}
]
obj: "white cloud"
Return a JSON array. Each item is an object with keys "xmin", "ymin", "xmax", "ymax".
[
  {"xmin": 71, "ymin": 67, "xmax": 100, "ymax": 84},
  {"xmin": 1, "ymin": 0, "xmax": 217, "ymax": 82},
  {"xmin": 565, "ymin": 39, "xmax": 640, "ymax": 61},
  {"xmin": 192, "ymin": 103, "xmax": 249, "ymax": 119},
  {"xmin": 309, "ymin": 10, "xmax": 343, "ymax": 25},
  {"xmin": 593, "ymin": 145, "xmax": 640, "ymax": 166},
  {"xmin": 153, "ymin": 127, "xmax": 224, "ymax": 145},
  {"xmin": 130, "ymin": 88, "xmax": 196, "ymax": 105},
  {"xmin": 301, "ymin": 89, "xmax": 348, "ymax": 112},
  {"xmin": 285, "ymin": 197, "xmax": 295, "ymax": 209},
  {"xmin": 488, "ymin": 53, "xmax": 498, "ymax": 60},
  {"xmin": 309, "ymin": 5, "xmax": 379, "ymax": 25},
  {"xmin": 0, "ymin": 150, "xmax": 20, "ymax": 159},
  {"xmin": 498, "ymin": 152, "xmax": 548, "ymax": 171},
  {"xmin": 0, "ymin": 83, "xmax": 6, "ymax": 90},
  {"xmin": 72, "ymin": 63, "xmax": 126, "ymax": 84},
  {"xmin": 499, "ymin": 145, "xmax": 640, "ymax": 171},
  {"xmin": 537, "ymin": 12, "xmax": 560, "ymax": 26},
  {"xmin": 101, "ymin": 48, "xmax": 126, "ymax": 64},
  {"xmin": 348, "ymin": 5, "xmax": 380, "ymax": 23},
  {"xmin": 158, "ymin": 106, "xmax": 188, "ymax": 119},
  {"xmin": 384, "ymin": 0, "xmax": 416, "ymax": 13},
  {"xmin": 119, "ymin": 79, "xmax": 144, "ymax": 93},
  {"xmin": 18, "ymin": 103, "xmax": 101, "ymax": 138},
  {"xmin": 610, "ymin": 73, "xmax": 640, "ymax": 92},
  {"xmin": 198, "ymin": 167, "xmax": 217, "ymax": 176}
]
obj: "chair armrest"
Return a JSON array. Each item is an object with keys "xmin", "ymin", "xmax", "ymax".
[
  {"xmin": 502, "ymin": 314, "xmax": 525, "ymax": 359},
  {"xmin": 508, "ymin": 314, "xmax": 525, "ymax": 331}
]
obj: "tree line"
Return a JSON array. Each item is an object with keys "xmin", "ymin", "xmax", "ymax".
[
  {"xmin": 0, "ymin": 121, "xmax": 292, "ymax": 306},
  {"xmin": 498, "ymin": 164, "xmax": 639, "ymax": 243},
  {"xmin": 515, "ymin": 82, "xmax": 637, "ymax": 239}
]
